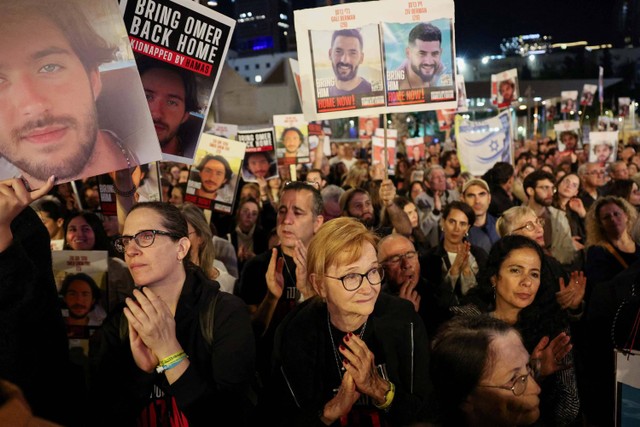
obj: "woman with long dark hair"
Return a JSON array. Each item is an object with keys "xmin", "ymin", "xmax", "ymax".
[{"xmin": 452, "ymin": 235, "xmax": 580, "ymax": 426}]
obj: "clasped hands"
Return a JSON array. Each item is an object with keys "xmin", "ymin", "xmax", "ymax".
[
  {"xmin": 320, "ymin": 333, "xmax": 389, "ymax": 424},
  {"xmin": 124, "ymin": 287, "xmax": 182, "ymax": 373}
]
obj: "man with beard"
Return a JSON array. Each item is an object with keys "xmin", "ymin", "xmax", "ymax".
[
  {"xmin": 138, "ymin": 57, "xmax": 200, "ymax": 158},
  {"xmin": 397, "ymin": 22, "xmax": 451, "ymax": 90},
  {"xmin": 327, "ymin": 29, "xmax": 372, "ymax": 96},
  {"xmin": 440, "ymin": 150, "xmax": 460, "ymax": 178},
  {"xmin": 462, "ymin": 178, "xmax": 499, "ymax": 254},
  {"xmin": 339, "ymin": 179, "xmax": 412, "ymax": 237},
  {"xmin": 194, "ymin": 154, "xmax": 235, "ymax": 202},
  {"xmin": 60, "ymin": 273, "xmax": 105, "ymax": 331},
  {"xmin": 0, "ymin": 0, "xmax": 136, "ymax": 189},
  {"xmin": 523, "ymin": 170, "xmax": 577, "ymax": 266}
]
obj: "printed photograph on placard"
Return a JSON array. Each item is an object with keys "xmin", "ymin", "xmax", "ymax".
[
  {"xmin": 121, "ymin": 0, "xmax": 236, "ymax": 164},
  {"xmin": 598, "ymin": 116, "xmax": 620, "ymax": 131},
  {"xmin": 437, "ymin": 109, "xmax": 457, "ymax": 131},
  {"xmin": 0, "ymin": 0, "xmax": 162, "ymax": 189},
  {"xmin": 491, "ymin": 68, "xmax": 518, "ymax": 109},
  {"xmin": 359, "ymin": 116, "xmax": 380, "ymax": 142},
  {"xmin": 580, "ymin": 84, "xmax": 597, "ymax": 107},
  {"xmin": 561, "ymin": 90, "xmax": 579, "ymax": 113},
  {"xmin": 184, "ymin": 135, "xmax": 245, "ymax": 213},
  {"xmin": 383, "ymin": 19, "xmax": 455, "ymax": 107},
  {"xmin": 619, "ymin": 97, "xmax": 631, "ymax": 117},
  {"xmin": 309, "ymin": 24, "xmax": 385, "ymax": 113},
  {"xmin": 238, "ymin": 129, "xmax": 278, "ymax": 182},
  {"xmin": 372, "ymin": 128, "xmax": 397, "ymax": 175},
  {"xmin": 589, "ymin": 131, "xmax": 618, "ymax": 164},
  {"xmin": 274, "ymin": 114, "xmax": 310, "ymax": 166},
  {"xmin": 406, "ymin": 137, "xmax": 425, "ymax": 163},
  {"xmin": 554, "ymin": 121, "xmax": 582, "ymax": 152}
]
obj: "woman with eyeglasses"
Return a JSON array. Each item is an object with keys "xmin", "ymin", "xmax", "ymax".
[
  {"xmin": 450, "ymin": 235, "xmax": 580, "ymax": 426},
  {"xmin": 422, "ymin": 201, "xmax": 488, "ymax": 317},
  {"xmin": 92, "ymin": 202, "xmax": 256, "ymax": 426},
  {"xmin": 430, "ymin": 315, "xmax": 541, "ymax": 426},
  {"xmin": 258, "ymin": 217, "xmax": 435, "ymax": 426}
]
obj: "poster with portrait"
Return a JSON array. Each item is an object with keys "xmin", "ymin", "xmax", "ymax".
[
  {"xmin": 309, "ymin": 24, "xmax": 385, "ymax": 114},
  {"xmin": 406, "ymin": 137, "xmax": 425, "ymax": 162},
  {"xmin": 121, "ymin": 0, "xmax": 236, "ymax": 164},
  {"xmin": 238, "ymin": 128, "xmax": 278, "ymax": 182},
  {"xmin": 455, "ymin": 110, "xmax": 513, "ymax": 176},
  {"xmin": 598, "ymin": 116, "xmax": 620, "ymax": 132},
  {"xmin": 0, "ymin": 0, "xmax": 162, "ymax": 190},
  {"xmin": 619, "ymin": 97, "xmax": 631, "ymax": 118},
  {"xmin": 52, "ymin": 250, "xmax": 108, "ymax": 362},
  {"xmin": 554, "ymin": 121, "xmax": 582, "ymax": 152},
  {"xmin": 206, "ymin": 122, "xmax": 238, "ymax": 140},
  {"xmin": 544, "ymin": 98, "xmax": 560, "ymax": 122},
  {"xmin": 308, "ymin": 121, "xmax": 331, "ymax": 166},
  {"xmin": 456, "ymin": 74, "xmax": 468, "ymax": 112},
  {"xmin": 372, "ymin": 128, "xmax": 397, "ymax": 175},
  {"xmin": 184, "ymin": 135, "xmax": 245, "ymax": 213},
  {"xmin": 561, "ymin": 90, "xmax": 579, "ymax": 113},
  {"xmin": 589, "ymin": 131, "xmax": 618, "ymax": 164},
  {"xmin": 437, "ymin": 109, "xmax": 457, "ymax": 131},
  {"xmin": 358, "ymin": 116, "xmax": 379, "ymax": 142},
  {"xmin": 294, "ymin": 0, "xmax": 457, "ymax": 121},
  {"xmin": 491, "ymin": 68, "xmax": 519, "ymax": 109},
  {"xmin": 580, "ymin": 84, "xmax": 597, "ymax": 107},
  {"xmin": 273, "ymin": 114, "xmax": 310, "ymax": 167},
  {"xmin": 382, "ymin": 18, "xmax": 455, "ymax": 110}
]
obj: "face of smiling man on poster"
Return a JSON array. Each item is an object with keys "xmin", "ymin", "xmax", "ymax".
[
  {"xmin": 327, "ymin": 29, "xmax": 372, "ymax": 96},
  {"xmin": 0, "ymin": 0, "xmax": 135, "ymax": 188},
  {"xmin": 397, "ymin": 22, "xmax": 448, "ymax": 90}
]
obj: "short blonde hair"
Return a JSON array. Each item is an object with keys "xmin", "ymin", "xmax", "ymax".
[
  {"xmin": 495, "ymin": 205, "xmax": 538, "ymax": 237},
  {"xmin": 307, "ymin": 217, "xmax": 379, "ymax": 284}
]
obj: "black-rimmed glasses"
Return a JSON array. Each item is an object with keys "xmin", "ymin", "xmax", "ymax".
[
  {"xmin": 512, "ymin": 218, "xmax": 545, "ymax": 233},
  {"xmin": 114, "ymin": 230, "xmax": 182, "ymax": 253},
  {"xmin": 477, "ymin": 364, "xmax": 533, "ymax": 396},
  {"xmin": 382, "ymin": 251, "xmax": 418, "ymax": 266},
  {"xmin": 325, "ymin": 266, "xmax": 384, "ymax": 291}
]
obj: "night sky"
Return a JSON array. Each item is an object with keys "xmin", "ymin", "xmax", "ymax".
[
  {"xmin": 453, "ymin": 0, "xmax": 616, "ymax": 57},
  {"xmin": 291, "ymin": 0, "xmax": 617, "ymax": 58}
]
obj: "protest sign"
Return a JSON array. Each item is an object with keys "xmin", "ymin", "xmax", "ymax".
[
  {"xmin": 491, "ymin": 68, "xmax": 519, "ymax": 109},
  {"xmin": 239, "ymin": 128, "xmax": 278, "ymax": 182}
]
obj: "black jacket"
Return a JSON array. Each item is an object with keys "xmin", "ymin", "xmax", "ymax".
[
  {"xmin": 92, "ymin": 267, "xmax": 256, "ymax": 426},
  {"xmin": 258, "ymin": 294, "xmax": 435, "ymax": 426}
]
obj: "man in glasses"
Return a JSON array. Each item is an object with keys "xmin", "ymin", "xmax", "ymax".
[
  {"xmin": 523, "ymin": 170, "xmax": 577, "ymax": 266},
  {"xmin": 577, "ymin": 162, "xmax": 605, "ymax": 209},
  {"xmin": 378, "ymin": 234, "xmax": 439, "ymax": 337},
  {"xmin": 236, "ymin": 181, "xmax": 324, "ymax": 384}
]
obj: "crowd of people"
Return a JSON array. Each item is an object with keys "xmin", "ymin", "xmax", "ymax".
[{"xmin": 2, "ymin": 132, "xmax": 640, "ymax": 427}]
